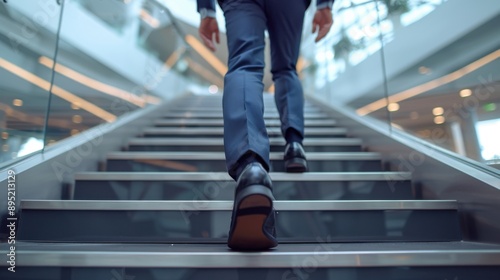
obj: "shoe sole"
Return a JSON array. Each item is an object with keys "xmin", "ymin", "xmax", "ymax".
[
  {"xmin": 285, "ymin": 157, "xmax": 308, "ymax": 173},
  {"xmin": 228, "ymin": 185, "xmax": 277, "ymax": 251}
]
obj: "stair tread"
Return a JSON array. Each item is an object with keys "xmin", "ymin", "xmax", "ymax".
[
  {"xmin": 154, "ymin": 119, "xmax": 336, "ymax": 125},
  {"xmin": 128, "ymin": 138, "xmax": 363, "ymax": 145},
  {"xmin": 20, "ymin": 199, "xmax": 457, "ymax": 210},
  {"xmin": 74, "ymin": 171, "xmax": 410, "ymax": 181},
  {"xmin": 142, "ymin": 127, "xmax": 347, "ymax": 135},
  {"xmin": 143, "ymin": 127, "xmax": 345, "ymax": 132},
  {"xmin": 3, "ymin": 242, "xmax": 500, "ymax": 267},
  {"xmin": 106, "ymin": 151, "xmax": 381, "ymax": 160}
]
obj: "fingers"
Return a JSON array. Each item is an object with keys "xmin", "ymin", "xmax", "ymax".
[
  {"xmin": 198, "ymin": 18, "xmax": 219, "ymax": 52},
  {"xmin": 312, "ymin": 22, "xmax": 318, "ymax": 34},
  {"xmin": 200, "ymin": 33, "xmax": 216, "ymax": 52},
  {"xmin": 312, "ymin": 8, "xmax": 333, "ymax": 43},
  {"xmin": 315, "ymin": 22, "xmax": 332, "ymax": 42},
  {"xmin": 199, "ymin": 27, "xmax": 215, "ymax": 51}
]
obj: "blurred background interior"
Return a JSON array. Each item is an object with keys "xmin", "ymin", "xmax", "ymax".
[{"xmin": 0, "ymin": 0, "xmax": 499, "ymax": 171}]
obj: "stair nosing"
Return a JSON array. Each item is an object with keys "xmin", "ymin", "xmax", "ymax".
[
  {"xmin": 128, "ymin": 138, "xmax": 363, "ymax": 146},
  {"xmin": 74, "ymin": 171, "xmax": 411, "ymax": 181},
  {"xmin": 106, "ymin": 151, "xmax": 381, "ymax": 161},
  {"xmin": 142, "ymin": 127, "xmax": 347, "ymax": 135},
  {"xmin": 20, "ymin": 199, "xmax": 457, "ymax": 211},
  {"xmin": 153, "ymin": 119, "xmax": 336, "ymax": 125},
  {"xmin": 10, "ymin": 251, "xmax": 500, "ymax": 268}
]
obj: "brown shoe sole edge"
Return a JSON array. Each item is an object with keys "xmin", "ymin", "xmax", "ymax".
[
  {"xmin": 228, "ymin": 185, "xmax": 277, "ymax": 251},
  {"xmin": 285, "ymin": 157, "xmax": 308, "ymax": 173}
]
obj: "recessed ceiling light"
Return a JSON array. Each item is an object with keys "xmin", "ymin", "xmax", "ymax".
[
  {"xmin": 460, "ymin": 89, "xmax": 472, "ymax": 97},
  {"xmin": 13, "ymin": 99, "xmax": 23, "ymax": 107},
  {"xmin": 387, "ymin": 103, "xmax": 400, "ymax": 112},
  {"xmin": 208, "ymin": 85, "xmax": 218, "ymax": 94},
  {"xmin": 2, "ymin": 144, "xmax": 9, "ymax": 152},
  {"xmin": 434, "ymin": 116, "xmax": 445, "ymax": 124},
  {"xmin": 1, "ymin": 132, "xmax": 8, "ymax": 139},
  {"xmin": 418, "ymin": 66, "xmax": 431, "ymax": 75},
  {"xmin": 418, "ymin": 129, "xmax": 431, "ymax": 138},
  {"xmin": 363, "ymin": 26, "xmax": 377, "ymax": 37},
  {"xmin": 72, "ymin": 115, "xmax": 83, "ymax": 124},
  {"xmin": 432, "ymin": 107, "xmax": 444, "ymax": 116}
]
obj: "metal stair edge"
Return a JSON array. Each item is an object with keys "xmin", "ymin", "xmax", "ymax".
[
  {"xmin": 19, "ymin": 199, "xmax": 458, "ymax": 211},
  {"xmin": 2, "ymin": 242, "xmax": 499, "ymax": 268},
  {"xmin": 105, "ymin": 151, "xmax": 382, "ymax": 160},
  {"xmin": 73, "ymin": 171, "xmax": 411, "ymax": 181}
]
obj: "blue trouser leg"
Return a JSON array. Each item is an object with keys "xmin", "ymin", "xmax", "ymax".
[
  {"xmin": 222, "ymin": 0, "xmax": 269, "ymax": 180},
  {"xmin": 265, "ymin": 0, "xmax": 308, "ymax": 139},
  {"xmin": 221, "ymin": 0, "xmax": 308, "ymax": 179}
]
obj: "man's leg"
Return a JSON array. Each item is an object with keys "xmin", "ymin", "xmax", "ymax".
[
  {"xmin": 221, "ymin": 0, "xmax": 277, "ymax": 250},
  {"xmin": 222, "ymin": 0, "xmax": 269, "ymax": 180},
  {"xmin": 265, "ymin": 0, "xmax": 309, "ymax": 172}
]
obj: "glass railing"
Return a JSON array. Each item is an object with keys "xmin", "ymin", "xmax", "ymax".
[
  {"xmin": 302, "ymin": 0, "xmax": 500, "ymax": 172},
  {"xmin": 0, "ymin": 0, "xmax": 62, "ymax": 165},
  {"xmin": 0, "ymin": 0, "xmax": 206, "ymax": 168}
]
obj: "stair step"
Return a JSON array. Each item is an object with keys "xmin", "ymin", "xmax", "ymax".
[
  {"xmin": 127, "ymin": 138, "xmax": 364, "ymax": 152},
  {"xmin": 141, "ymin": 127, "xmax": 347, "ymax": 138},
  {"xmin": 75, "ymin": 171, "xmax": 410, "ymax": 181},
  {"xmin": 74, "ymin": 171, "xmax": 412, "ymax": 200},
  {"xmin": 107, "ymin": 151, "xmax": 381, "ymax": 161},
  {"xmin": 8, "ymin": 93, "xmax": 490, "ymax": 276},
  {"xmin": 164, "ymin": 106, "xmax": 321, "ymax": 113},
  {"xmin": 161, "ymin": 112, "xmax": 330, "ymax": 119},
  {"xmin": 21, "ymin": 199, "xmax": 456, "ymax": 210},
  {"xmin": 105, "ymin": 152, "xmax": 383, "ymax": 172},
  {"xmin": 3, "ymin": 242, "xmax": 500, "ymax": 268},
  {"xmin": 154, "ymin": 118, "xmax": 337, "ymax": 127},
  {"xmin": 16, "ymin": 200, "xmax": 461, "ymax": 242}
]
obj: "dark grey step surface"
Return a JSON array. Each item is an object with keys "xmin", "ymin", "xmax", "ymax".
[
  {"xmin": 163, "ymin": 106, "xmax": 321, "ymax": 113},
  {"xmin": 1, "ymin": 265, "xmax": 498, "ymax": 280},
  {"xmin": 107, "ymin": 151, "xmax": 381, "ymax": 161},
  {"xmin": 16, "ymin": 200, "xmax": 460, "ymax": 243},
  {"xmin": 74, "ymin": 171, "xmax": 412, "ymax": 201},
  {"xmin": 154, "ymin": 118, "xmax": 337, "ymax": 127},
  {"xmin": 161, "ymin": 112, "xmax": 330, "ymax": 119},
  {"xmin": 105, "ymin": 152, "xmax": 383, "ymax": 173},
  {"xmin": 74, "ymin": 171, "xmax": 411, "ymax": 181},
  {"xmin": 141, "ymin": 127, "xmax": 347, "ymax": 138},
  {"xmin": 127, "ymin": 138, "xmax": 364, "ymax": 152}
]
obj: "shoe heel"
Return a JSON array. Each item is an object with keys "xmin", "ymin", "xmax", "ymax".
[
  {"xmin": 285, "ymin": 158, "xmax": 308, "ymax": 173},
  {"xmin": 229, "ymin": 185, "xmax": 277, "ymax": 251},
  {"xmin": 236, "ymin": 184, "xmax": 274, "ymax": 207}
]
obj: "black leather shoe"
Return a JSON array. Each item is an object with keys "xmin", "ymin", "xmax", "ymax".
[
  {"xmin": 227, "ymin": 162, "xmax": 277, "ymax": 251},
  {"xmin": 284, "ymin": 142, "xmax": 308, "ymax": 172}
]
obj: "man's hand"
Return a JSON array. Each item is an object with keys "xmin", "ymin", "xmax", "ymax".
[
  {"xmin": 199, "ymin": 17, "xmax": 220, "ymax": 52},
  {"xmin": 312, "ymin": 8, "xmax": 333, "ymax": 42}
]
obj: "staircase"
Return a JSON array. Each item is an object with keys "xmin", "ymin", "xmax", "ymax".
[{"xmin": 2, "ymin": 94, "xmax": 500, "ymax": 279}]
